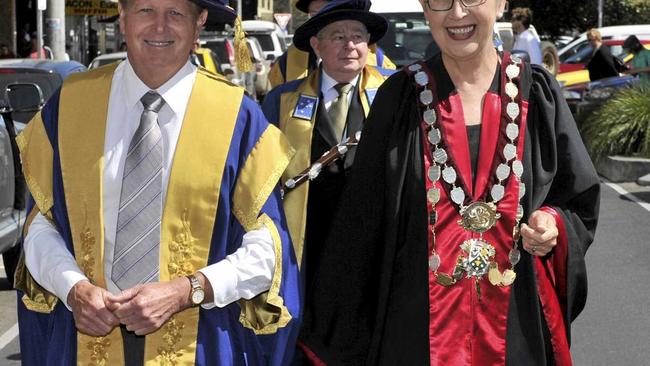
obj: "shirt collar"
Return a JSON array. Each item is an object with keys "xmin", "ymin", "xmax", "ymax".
[
  {"xmin": 321, "ymin": 69, "xmax": 360, "ymax": 95},
  {"xmin": 121, "ymin": 59, "xmax": 197, "ymax": 115}
]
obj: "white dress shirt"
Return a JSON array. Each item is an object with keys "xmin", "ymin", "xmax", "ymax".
[
  {"xmin": 513, "ymin": 29, "xmax": 542, "ymax": 65},
  {"xmin": 321, "ymin": 70, "xmax": 359, "ymax": 110},
  {"xmin": 24, "ymin": 59, "xmax": 275, "ymax": 310}
]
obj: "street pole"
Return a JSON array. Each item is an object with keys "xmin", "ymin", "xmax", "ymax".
[
  {"xmin": 237, "ymin": 0, "xmax": 242, "ymax": 19},
  {"xmin": 46, "ymin": 0, "xmax": 66, "ymax": 60},
  {"xmin": 36, "ymin": 6, "xmax": 44, "ymax": 59},
  {"xmin": 598, "ymin": 0, "xmax": 603, "ymax": 28}
]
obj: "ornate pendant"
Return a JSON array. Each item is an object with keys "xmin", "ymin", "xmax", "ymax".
[
  {"xmin": 460, "ymin": 238, "xmax": 496, "ymax": 278},
  {"xmin": 458, "ymin": 201, "xmax": 501, "ymax": 233}
]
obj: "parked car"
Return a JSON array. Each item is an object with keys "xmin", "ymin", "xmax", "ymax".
[
  {"xmin": 558, "ymin": 38, "xmax": 650, "ymax": 75},
  {"xmin": 89, "ymin": 51, "xmax": 127, "ymax": 69},
  {"xmin": 561, "ymin": 44, "xmax": 650, "ymax": 112},
  {"xmin": 558, "ymin": 24, "xmax": 650, "ymax": 73},
  {"xmin": 242, "ymin": 20, "xmax": 287, "ymax": 61},
  {"xmin": 573, "ymin": 74, "xmax": 640, "ymax": 125},
  {"xmin": 0, "ymin": 59, "xmax": 86, "ymax": 282},
  {"xmin": 201, "ymin": 35, "xmax": 238, "ymax": 77}
]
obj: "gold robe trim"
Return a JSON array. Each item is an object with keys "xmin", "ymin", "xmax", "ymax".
[{"xmin": 232, "ymin": 124, "xmax": 294, "ymax": 334}]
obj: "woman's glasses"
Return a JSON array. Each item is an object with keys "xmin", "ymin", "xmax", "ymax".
[{"xmin": 426, "ymin": 0, "xmax": 487, "ymax": 11}]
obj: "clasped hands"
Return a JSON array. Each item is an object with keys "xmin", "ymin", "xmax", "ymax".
[{"xmin": 67, "ymin": 275, "xmax": 196, "ymax": 337}]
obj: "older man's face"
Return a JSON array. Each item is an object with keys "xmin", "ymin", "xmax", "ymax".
[
  {"xmin": 119, "ymin": 0, "xmax": 206, "ymax": 88},
  {"xmin": 309, "ymin": 20, "xmax": 370, "ymax": 82}
]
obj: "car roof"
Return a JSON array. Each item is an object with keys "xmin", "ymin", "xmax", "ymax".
[
  {"xmin": 91, "ymin": 51, "xmax": 127, "ymax": 61},
  {"xmin": 242, "ymin": 20, "xmax": 280, "ymax": 32},
  {"xmin": 0, "ymin": 59, "xmax": 86, "ymax": 78},
  {"xmin": 559, "ymin": 25, "xmax": 650, "ymax": 56}
]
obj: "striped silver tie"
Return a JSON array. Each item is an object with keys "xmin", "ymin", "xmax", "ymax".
[{"xmin": 111, "ymin": 91, "xmax": 165, "ymax": 290}]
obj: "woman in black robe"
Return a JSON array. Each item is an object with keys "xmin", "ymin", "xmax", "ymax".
[{"xmin": 298, "ymin": 0, "xmax": 600, "ymax": 365}]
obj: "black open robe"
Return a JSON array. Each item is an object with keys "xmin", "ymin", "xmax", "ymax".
[{"xmin": 300, "ymin": 54, "xmax": 600, "ymax": 366}]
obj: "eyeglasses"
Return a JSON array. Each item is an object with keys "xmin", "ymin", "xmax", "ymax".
[{"xmin": 426, "ymin": 0, "xmax": 487, "ymax": 11}]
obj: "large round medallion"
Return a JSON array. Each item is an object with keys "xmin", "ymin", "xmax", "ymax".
[{"xmin": 458, "ymin": 201, "xmax": 501, "ymax": 233}]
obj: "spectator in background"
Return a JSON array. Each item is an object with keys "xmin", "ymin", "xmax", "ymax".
[
  {"xmin": 586, "ymin": 28, "xmax": 619, "ymax": 81},
  {"xmin": 63, "ymin": 44, "xmax": 71, "ymax": 61},
  {"xmin": 0, "ymin": 43, "xmax": 16, "ymax": 59},
  {"xmin": 623, "ymin": 35, "xmax": 650, "ymax": 84},
  {"xmin": 28, "ymin": 33, "xmax": 52, "ymax": 60},
  {"xmin": 511, "ymin": 7, "xmax": 542, "ymax": 64},
  {"xmin": 17, "ymin": 23, "xmax": 32, "ymax": 57}
]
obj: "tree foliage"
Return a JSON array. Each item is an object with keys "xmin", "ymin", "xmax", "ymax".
[{"xmin": 508, "ymin": 0, "xmax": 650, "ymax": 38}]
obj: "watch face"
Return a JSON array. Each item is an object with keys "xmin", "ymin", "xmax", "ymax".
[{"xmin": 191, "ymin": 289, "xmax": 205, "ymax": 305}]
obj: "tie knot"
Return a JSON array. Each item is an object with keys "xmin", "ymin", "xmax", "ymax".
[
  {"xmin": 334, "ymin": 83, "xmax": 353, "ymax": 96},
  {"xmin": 141, "ymin": 91, "xmax": 165, "ymax": 113}
]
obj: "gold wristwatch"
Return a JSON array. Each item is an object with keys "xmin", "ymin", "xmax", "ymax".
[{"xmin": 186, "ymin": 274, "xmax": 205, "ymax": 306}]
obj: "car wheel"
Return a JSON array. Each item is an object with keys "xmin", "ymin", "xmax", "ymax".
[{"xmin": 541, "ymin": 41, "xmax": 559, "ymax": 76}]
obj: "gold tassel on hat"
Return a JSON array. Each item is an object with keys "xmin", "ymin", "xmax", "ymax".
[{"xmin": 234, "ymin": 17, "xmax": 253, "ymax": 73}]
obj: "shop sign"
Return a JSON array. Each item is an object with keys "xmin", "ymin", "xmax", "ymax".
[{"xmin": 65, "ymin": 0, "xmax": 118, "ymax": 16}]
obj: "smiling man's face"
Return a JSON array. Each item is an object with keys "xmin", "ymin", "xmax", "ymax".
[{"xmin": 119, "ymin": 0, "xmax": 206, "ymax": 88}]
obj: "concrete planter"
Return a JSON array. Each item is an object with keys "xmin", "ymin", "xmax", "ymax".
[{"xmin": 596, "ymin": 155, "xmax": 650, "ymax": 183}]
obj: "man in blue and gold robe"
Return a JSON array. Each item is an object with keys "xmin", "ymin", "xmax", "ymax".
[
  {"xmin": 15, "ymin": 0, "xmax": 300, "ymax": 365},
  {"xmin": 261, "ymin": 0, "xmax": 389, "ymax": 363},
  {"xmin": 267, "ymin": 0, "xmax": 396, "ymax": 89}
]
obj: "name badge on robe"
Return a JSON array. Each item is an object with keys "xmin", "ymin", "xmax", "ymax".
[
  {"xmin": 365, "ymin": 88, "xmax": 378, "ymax": 105},
  {"xmin": 293, "ymin": 95, "xmax": 319, "ymax": 121}
]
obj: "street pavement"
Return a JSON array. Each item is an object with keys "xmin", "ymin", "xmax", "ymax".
[
  {"xmin": 571, "ymin": 181, "xmax": 650, "ymax": 365},
  {"xmin": 0, "ymin": 181, "xmax": 648, "ymax": 365}
]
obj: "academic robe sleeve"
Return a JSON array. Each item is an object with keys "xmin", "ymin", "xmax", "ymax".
[{"xmin": 526, "ymin": 64, "xmax": 600, "ymax": 330}]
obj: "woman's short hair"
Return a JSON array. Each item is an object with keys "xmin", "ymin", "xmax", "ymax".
[{"xmin": 586, "ymin": 29, "xmax": 602, "ymax": 42}]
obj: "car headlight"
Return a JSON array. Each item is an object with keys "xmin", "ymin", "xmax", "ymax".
[
  {"xmin": 562, "ymin": 89, "xmax": 582, "ymax": 100},
  {"xmin": 586, "ymin": 87, "xmax": 615, "ymax": 100}
]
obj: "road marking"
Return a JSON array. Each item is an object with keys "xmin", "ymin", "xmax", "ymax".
[
  {"xmin": 0, "ymin": 323, "xmax": 18, "ymax": 351},
  {"xmin": 605, "ymin": 182, "xmax": 650, "ymax": 213}
]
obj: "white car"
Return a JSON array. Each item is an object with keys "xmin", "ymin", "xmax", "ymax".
[
  {"xmin": 88, "ymin": 51, "xmax": 127, "ymax": 69},
  {"xmin": 242, "ymin": 20, "xmax": 287, "ymax": 61},
  {"xmin": 558, "ymin": 24, "xmax": 650, "ymax": 63}
]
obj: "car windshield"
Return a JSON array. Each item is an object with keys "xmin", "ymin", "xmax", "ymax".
[
  {"xmin": 376, "ymin": 12, "xmax": 432, "ymax": 67},
  {"xmin": 250, "ymin": 34, "xmax": 274, "ymax": 52},
  {"xmin": 0, "ymin": 71, "xmax": 62, "ymax": 123},
  {"xmin": 564, "ymin": 43, "xmax": 628, "ymax": 64},
  {"xmin": 203, "ymin": 40, "xmax": 230, "ymax": 64}
]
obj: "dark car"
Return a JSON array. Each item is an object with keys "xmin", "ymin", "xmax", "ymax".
[
  {"xmin": 0, "ymin": 59, "xmax": 86, "ymax": 282},
  {"xmin": 572, "ymin": 74, "xmax": 640, "ymax": 125}
]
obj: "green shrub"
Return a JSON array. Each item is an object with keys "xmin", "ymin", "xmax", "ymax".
[{"xmin": 581, "ymin": 83, "xmax": 650, "ymax": 159}]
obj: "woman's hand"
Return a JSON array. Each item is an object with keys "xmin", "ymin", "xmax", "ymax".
[{"xmin": 520, "ymin": 210, "xmax": 559, "ymax": 256}]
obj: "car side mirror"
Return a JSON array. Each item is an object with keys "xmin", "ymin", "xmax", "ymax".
[
  {"xmin": 266, "ymin": 54, "xmax": 276, "ymax": 61},
  {"xmin": 6, "ymin": 83, "xmax": 44, "ymax": 112}
]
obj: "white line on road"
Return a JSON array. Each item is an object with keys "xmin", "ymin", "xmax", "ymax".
[
  {"xmin": 605, "ymin": 182, "xmax": 650, "ymax": 213},
  {"xmin": 0, "ymin": 323, "xmax": 18, "ymax": 351}
]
